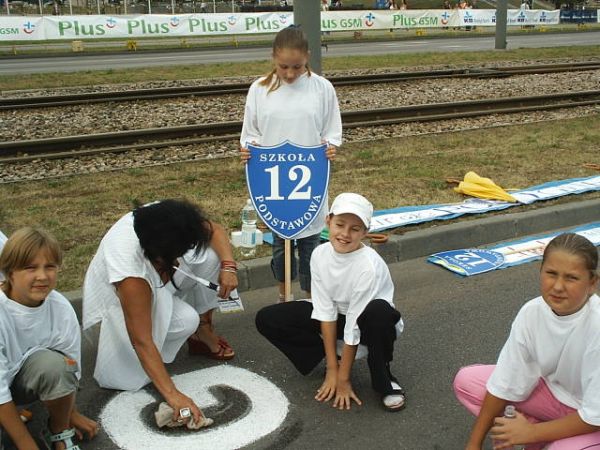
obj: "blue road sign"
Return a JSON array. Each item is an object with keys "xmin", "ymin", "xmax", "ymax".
[{"xmin": 246, "ymin": 141, "xmax": 330, "ymax": 240}]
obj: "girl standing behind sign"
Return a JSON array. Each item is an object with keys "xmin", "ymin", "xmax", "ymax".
[{"xmin": 240, "ymin": 26, "xmax": 342, "ymax": 302}]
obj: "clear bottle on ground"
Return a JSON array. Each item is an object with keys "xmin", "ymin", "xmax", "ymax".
[{"xmin": 241, "ymin": 199, "xmax": 257, "ymax": 257}]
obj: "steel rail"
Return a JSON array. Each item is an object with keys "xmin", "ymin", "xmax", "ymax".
[
  {"xmin": 2, "ymin": 90, "xmax": 599, "ymax": 163},
  {"xmin": 1, "ymin": 62, "xmax": 600, "ymax": 110}
]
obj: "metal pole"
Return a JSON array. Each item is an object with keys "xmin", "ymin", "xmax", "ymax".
[
  {"xmin": 69, "ymin": 0, "xmax": 73, "ymax": 15},
  {"xmin": 293, "ymin": 0, "xmax": 322, "ymax": 74},
  {"xmin": 38, "ymin": 0, "xmax": 43, "ymax": 15},
  {"xmin": 5, "ymin": 0, "xmax": 10, "ymax": 15},
  {"xmin": 171, "ymin": 0, "xmax": 175, "ymax": 12},
  {"xmin": 212, "ymin": 0, "xmax": 215, "ymax": 12},
  {"xmin": 147, "ymin": 0, "xmax": 151, "ymax": 13},
  {"xmin": 97, "ymin": 0, "xmax": 101, "ymax": 14},
  {"xmin": 495, "ymin": 0, "xmax": 508, "ymax": 49},
  {"xmin": 124, "ymin": 0, "xmax": 127, "ymax": 14}
]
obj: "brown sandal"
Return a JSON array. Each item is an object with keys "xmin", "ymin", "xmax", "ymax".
[
  {"xmin": 187, "ymin": 337, "xmax": 235, "ymax": 360},
  {"xmin": 217, "ymin": 336, "xmax": 234, "ymax": 352}
]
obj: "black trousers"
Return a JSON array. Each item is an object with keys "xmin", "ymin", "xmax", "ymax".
[{"xmin": 255, "ymin": 299, "xmax": 402, "ymax": 395}]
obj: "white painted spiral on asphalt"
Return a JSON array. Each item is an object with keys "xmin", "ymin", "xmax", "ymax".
[{"xmin": 101, "ymin": 365, "xmax": 289, "ymax": 449}]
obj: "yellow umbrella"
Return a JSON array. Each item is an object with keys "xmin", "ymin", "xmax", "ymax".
[{"xmin": 453, "ymin": 171, "xmax": 517, "ymax": 203}]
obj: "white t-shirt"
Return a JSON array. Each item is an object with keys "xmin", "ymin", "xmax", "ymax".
[
  {"xmin": 310, "ymin": 243, "xmax": 403, "ymax": 345},
  {"xmin": 487, "ymin": 294, "xmax": 600, "ymax": 426},
  {"xmin": 0, "ymin": 289, "xmax": 81, "ymax": 404},
  {"xmin": 240, "ymin": 72, "xmax": 342, "ymax": 239}
]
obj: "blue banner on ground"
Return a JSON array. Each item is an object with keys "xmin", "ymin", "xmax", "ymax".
[
  {"xmin": 428, "ymin": 222, "xmax": 600, "ymax": 276},
  {"xmin": 246, "ymin": 141, "xmax": 329, "ymax": 240},
  {"xmin": 370, "ymin": 175, "xmax": 600, "ymax": 233}
]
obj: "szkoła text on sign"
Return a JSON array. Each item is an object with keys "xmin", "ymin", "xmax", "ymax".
[{"xmin": 246, "ymin": 142, "xmax": 330, "ymax": 240}]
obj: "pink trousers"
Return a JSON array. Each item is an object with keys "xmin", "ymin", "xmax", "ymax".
[{"xmin": 453, "ymin": 365, "xmax": 600, "ymax": 450}]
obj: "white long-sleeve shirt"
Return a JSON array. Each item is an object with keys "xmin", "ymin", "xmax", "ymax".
[{"xmin": 240, "ymin": 71, "xmax": 342, "ymax": 149}]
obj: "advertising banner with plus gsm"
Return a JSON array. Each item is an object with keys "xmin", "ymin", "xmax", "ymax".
[
  {"xmin": 245, "ymin": 142, "xmax": 329, "ymax": 240},
  {"xmin": 0, "ymin": 9, "xmax": 563, "ymax": 42}
]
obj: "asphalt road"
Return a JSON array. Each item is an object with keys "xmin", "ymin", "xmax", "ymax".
[
  {"xmin": 1, "ymin": 30, "xmax": 599, "ymax": 74},
  {"xmin": 80, "ymin": 253, "xmax": 538, "ymax": 450}
]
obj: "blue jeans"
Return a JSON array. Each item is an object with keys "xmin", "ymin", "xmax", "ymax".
[{"xmin": 271, "ymin": 233, "xmax": 322, "ymax": 292}]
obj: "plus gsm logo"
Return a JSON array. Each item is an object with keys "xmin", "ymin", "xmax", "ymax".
[
  {"xmin": 364, "ymin": 12, "xmax": 375, "ymax": 27},
  {"xmin": 441, "ymin": 11, "xmax": 450, "ymax": 25},
  {"xmin": 23, "ymin": 21, "xmax": 35, "ymax": 34}
]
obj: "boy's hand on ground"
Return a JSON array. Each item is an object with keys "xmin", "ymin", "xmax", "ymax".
[
  {"xmin": 315, "ymin": 371, "xmax": 337, "ymax": 402},
  {"xmin": 70, "ymin": 409, "xmax": 99, "ymax": 440},
  {"xmin": 332, "ymin": 379, "xmax": 362, "ymax": 410}
]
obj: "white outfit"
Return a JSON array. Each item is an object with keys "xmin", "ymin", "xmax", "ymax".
[
  {"xmin": 82, "ymin": 211, "xmax": 220, "ymax": 391},
  {"xmin": 0, "ymin": 230, "xmax": 7, "ymax": 282},
  {"xmin": 240, "ymin": 72, "xmax": 342, "ymax": 239},
  {"xmin": 310, "ymin": 243, "xmax": 404, "ymax": 345},
  {"xmin": 487, "ymin": 294, "xmax": 600, "ymax": 426},
  {"xmin": 0, "ymin": 289, "xmax": 81, "ymax": 404}
]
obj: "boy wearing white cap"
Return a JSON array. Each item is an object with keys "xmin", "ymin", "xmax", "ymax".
[{"xmin": 256, "ymin": 193, "xmax": 405, "ymax": 412}]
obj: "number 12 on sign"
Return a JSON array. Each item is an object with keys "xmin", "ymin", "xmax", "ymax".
[{"xmin": 246, "ymin": 141, "xmax": 330, "ymax": 240}]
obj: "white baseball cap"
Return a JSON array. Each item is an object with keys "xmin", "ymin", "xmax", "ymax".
[{"xmin": 329, "ymin": 193, "xmax": 373, "ymax": 229}]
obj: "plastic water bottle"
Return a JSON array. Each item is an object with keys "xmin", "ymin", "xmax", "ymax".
[
  {"xmin": 494, "ymin": 405, "xmax": 516, "ymax": 449},
  {"xmin": 504, "ymin": 405, "xmax": 516, "ymax": 420},
  {"xmin": 241, "ymin": 199, "xmax": 257, "ymax": 257},
  {"xmin": 241, "ymin": 199, "xmax": 257, "ymax": 225}
]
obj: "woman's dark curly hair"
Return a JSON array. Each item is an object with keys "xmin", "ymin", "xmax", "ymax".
[{"xmin": 133, "ymin": 199, "xmax": 212, "ymax": 285}]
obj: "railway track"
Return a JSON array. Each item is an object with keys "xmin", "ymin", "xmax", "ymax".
[
  {"xmin": 2, "ymin": 61, "xmax": 600, "ymax": 110},
  {"xmin": 2, "ymin": 90, "xmax": 599, "ymax": 164}
]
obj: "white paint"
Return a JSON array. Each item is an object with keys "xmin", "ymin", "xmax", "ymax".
[{"xmin": 101, "ymin": 366, "xmax": 289, "ymax": 450}]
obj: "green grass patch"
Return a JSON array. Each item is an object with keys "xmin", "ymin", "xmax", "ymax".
[{"xmin": 1, "ymin": 114, "xmax": 599, "ymax": 290}]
